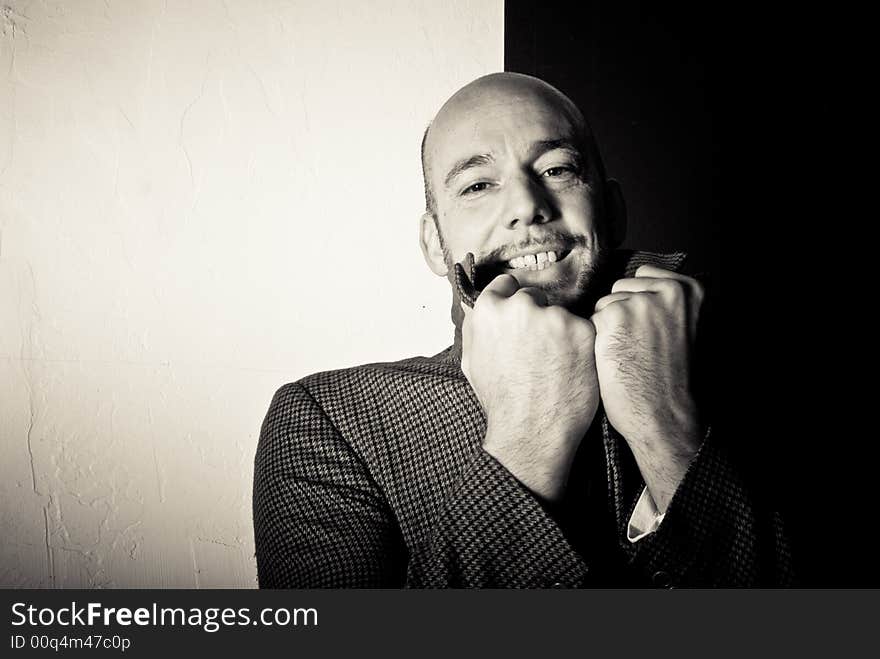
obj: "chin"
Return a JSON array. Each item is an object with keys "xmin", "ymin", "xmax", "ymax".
[
  {"xmin": 541, "ymin": 284, "xmax": 589, "ymax": 311},
  {"xmin": 509, "ymin": 250, "xmax": 602, "ymax": 306},
  {"xmin": 555, "ymin": 261, "xmax": 612, "ymax": 314}
]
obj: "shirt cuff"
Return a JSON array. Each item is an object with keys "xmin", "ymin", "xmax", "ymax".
[{"xmin": 627, "ymin": 486, "xmax": 666, "ymax": 543}]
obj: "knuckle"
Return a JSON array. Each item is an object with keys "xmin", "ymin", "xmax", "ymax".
[
  {"xmin": 592, "ymin": 307, "xmax": 619, "ymax": 331},
  {"xmin": 626, "ymin": 294, "xmax": 648, "ymax": 314},
  {"xmin": 593, "ymin": 304, "xmax": 621, "ymax": 328},
  {"xmin": 490, "ymin": 273, "xmax": 518, "ymax": 293},
  {"xmin": 606, "ymin": 299, "xmax": 628, "ymax": 318},
  {"xmin": 511, "ymin": 290, "xmax": 535, "ymax": 309},
  {"xmin": 659, "ymin": 280, "xmax": 685, "ymax": 301},
  {"xmin": 545, "ymin": 306, "xmax": 569, "ymax": 327},
  {"xmin": 579, "ymin": 317, "xmax": 597, "ymax": 341}
]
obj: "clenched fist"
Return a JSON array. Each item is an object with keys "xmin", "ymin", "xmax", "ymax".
[
  {"xmin": 461, "ymin": 271, "xmax": 600, "ymax": 502},
  {"xmin": 592, "ymin": 264, "xmax": 704, "ymax": 512}
]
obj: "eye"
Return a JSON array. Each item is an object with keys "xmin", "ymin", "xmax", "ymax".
[
  {"xmin": 461, "ymin": 181, "xmax": 490, "ymax": 196},
  {"xmin": 542, "ymin": 165, "xmax": 575, "ymax": 178}
]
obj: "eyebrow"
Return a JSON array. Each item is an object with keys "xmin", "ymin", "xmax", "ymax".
[
  {"xmin": 444, "ymin": 154, "xmax": 495, "ymax": 189},
  {"xmin": 530, "ymin": 138, "xmax": 583, "ymax": 159}
]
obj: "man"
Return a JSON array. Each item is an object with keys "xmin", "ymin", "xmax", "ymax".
[{"xmin": 253, "ymin": 73, "xmax": 792, "ymax": 587}]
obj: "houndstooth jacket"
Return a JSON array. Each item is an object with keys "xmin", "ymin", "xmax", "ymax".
[{"xmin": 252, "ymin": 250, "xmax": 794, "ymax": 588}]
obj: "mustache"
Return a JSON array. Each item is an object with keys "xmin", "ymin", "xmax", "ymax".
[{"xmin": 474, "ymin": 231, "xmax": 590, "ymax": 267}]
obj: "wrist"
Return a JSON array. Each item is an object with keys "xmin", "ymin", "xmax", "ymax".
[
  {"xmin": 626, "ymin": 429, "xmax": 700, "ymax": 514},
  {"xmin": 483, "ymin": 422, "xmax": 584, "ymax": 502},
  {"xmin": 623, "ymin": 397, "xmax": 701, "ymax": 455}
]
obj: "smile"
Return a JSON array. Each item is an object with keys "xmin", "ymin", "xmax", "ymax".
[{"xmin": 505, "ymin": 249, "xmax": 570, "ymax": 271}]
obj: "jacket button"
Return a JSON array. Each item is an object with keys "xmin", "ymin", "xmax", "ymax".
[
  {"xmin": 551, "ymin": 582, "xmax": 565, "ymax": 588},
  {"xmin": 652, "ymin": 570, "xmax": 673, "ymax": 588}
]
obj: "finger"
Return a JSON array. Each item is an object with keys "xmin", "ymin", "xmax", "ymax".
[
  {"xmin": 590, "ymin": 300, "xmax": 626, "ymax": 330},
  {"xmin": 594, "ymin": 291, "xmax": 633, "ymax": 313},
  {"xmin": 514, "ymin": 286, "xmax": 549, "ymax": 307},
  {"xmin": 453, "ymin": 252, "xmax": 478, "ymax": 308},
  {"xmin": 611, "ymin": 277, "xmax": 669, "ymax": 294},
  {"xmin": 636, "ymin": 265, "xmax": 704, "ymax": 318},
  {"xmin": 635, "ymin": 264, "xmax": 697, "ymax": 285},
  {"xmin": 613, "ymin": 274, "xmax": 702, "ymax": 311},
  {"xmin": 591, "ymin": 295, "xmax": 635, "ymax": 323},
  {"xmin": 481, "ymin": 272, "xmax": 521, "ymax": 299}
]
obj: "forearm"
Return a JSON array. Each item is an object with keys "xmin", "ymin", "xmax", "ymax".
[
  {"xmin": 617, "ymin": 394, "xmax": 703, "ymax": 513},
  {"xmin": 627, "ymin": 430, "xmax": 700, "ymax": 514},
  {"xmin": 482, "ymin": 421, "xmax": 584, "ymax": 503}
]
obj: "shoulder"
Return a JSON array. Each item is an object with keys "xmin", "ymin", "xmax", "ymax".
[
  {"xmin": 267, "ymin": 350, "xmax": 466, "ymax": 422},
  {"xmin": 259, "ymin": 351, "xmax": 479, "ymax": 485}
]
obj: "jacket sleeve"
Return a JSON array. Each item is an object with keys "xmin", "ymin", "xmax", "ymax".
[
  {"xmin": 253, "ymin": 383, "xmax": 406, "ymax": 587},
  {"xmin": 406, "ymin": 446, "xmax": 590, "ymax": 588},
  {"xmin": 627, "ymin": 427, "xmax": 795, "ymax": 587}
]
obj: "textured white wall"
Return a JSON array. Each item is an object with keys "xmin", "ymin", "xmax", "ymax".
[{"xmin": 0, "ymin": 0, "xmax": 502, "ymax": 588}]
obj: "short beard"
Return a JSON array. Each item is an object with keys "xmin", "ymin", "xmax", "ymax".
[
  {"xmin": 518, "ymin": 242, "xmax": 610, "ymax": 316},
  {"xmin": 564, "ymin": 245, "xmax": 612, "ymax": 317}
]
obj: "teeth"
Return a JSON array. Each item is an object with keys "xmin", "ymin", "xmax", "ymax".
[{"xmin": 506, "ymin": 251, "xmax": 560, "ymax": 270}]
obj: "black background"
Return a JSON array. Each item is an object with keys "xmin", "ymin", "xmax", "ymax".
[
  {"xmin": 505, "ymin": 0, "xmax": 855, "ymax": 586},
  {"xmin": 505, "ymin": 0, "xmax": 720, "ymax": 283}
]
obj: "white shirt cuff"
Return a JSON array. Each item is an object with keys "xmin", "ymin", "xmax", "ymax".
[{"xmin": 627, "ymin": 486, "xmax": 666, "ymax": 543}]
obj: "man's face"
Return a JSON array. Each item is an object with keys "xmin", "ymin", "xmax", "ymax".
[{"xmin": 425, "ymin": 81, "xmax": 608, "ymax": 309}]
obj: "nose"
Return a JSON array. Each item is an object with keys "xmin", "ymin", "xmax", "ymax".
[{"xmin": 502, "ymin": 174, "xmax": 554, "ymax": 230}]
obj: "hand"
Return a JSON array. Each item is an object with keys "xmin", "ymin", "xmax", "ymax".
[
  {"xmin": 591, "ymin": 264, "xmax": 704, "ymax": 512},
  {"xmin": 461, "ymin": 272, "xmax": 600, "ymax": 502}
]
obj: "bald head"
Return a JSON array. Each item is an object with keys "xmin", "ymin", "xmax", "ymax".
[
  {"xmin": 417, "ymin": 71, "xmax": 625, "ymax": 311},
  {"xmin": 420, "ymin": 73, "xmax": 603, "ymax": 217}
]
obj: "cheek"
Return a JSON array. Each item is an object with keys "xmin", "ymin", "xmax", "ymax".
[
  {"xmin": 556, "ymin": 188, "xmax": 601, "ymax": 234},
  {"xmin": 439, "ymin": 207, "xmax": 495, "ymax": 258}
]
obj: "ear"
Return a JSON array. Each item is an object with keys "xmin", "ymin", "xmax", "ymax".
[
  {"xmin": 604, "ymin": 179, "xmax": 627, "ymax": 248},
  {"xmin": 419, "ymin": 212, "xmax": 448, "ymax": 277}
]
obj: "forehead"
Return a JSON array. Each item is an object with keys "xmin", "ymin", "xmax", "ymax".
[{"xmin": 427, "ymin": 92, "xmax": 583, "ymax": 183}]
